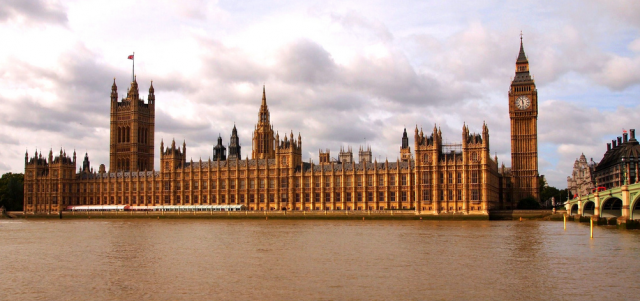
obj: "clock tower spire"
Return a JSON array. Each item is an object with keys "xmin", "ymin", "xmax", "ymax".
[{"xmin": 508, "ymin": 35, "xmax": 539, "ymax": 205}]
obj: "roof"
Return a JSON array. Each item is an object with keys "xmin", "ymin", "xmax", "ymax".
[
  {"xmin": 297, "ymin": 161, "xmax": 414, "ymax": 173},
  {"xmin": 595, "ymin": 137, "xmax": 640, "ymax": 172},
  {"xmin": 517, "ymin": 39, "xmax": 528, "ymax": 63}
]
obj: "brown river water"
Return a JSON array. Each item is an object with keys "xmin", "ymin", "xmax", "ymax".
[{"xmin": 1, "ymin": 219, "xmax": 639, "ymax": 300}]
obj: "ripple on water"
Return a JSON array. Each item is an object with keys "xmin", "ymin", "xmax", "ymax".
[{"xmin": 0, "ymin": 220, "xmax": 639, "ymax": 300}]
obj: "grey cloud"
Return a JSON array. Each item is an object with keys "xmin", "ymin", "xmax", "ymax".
[
  {"xmin": 277, "ymin": 39, "xmax": 337, "ymax": 85},
  {"xmin": 0, "ymin": 0, "xmax": 67, "ymax": 25},
  {"xmin": 198, "ymin": 38, "xmax": 268, "ymax": 84}
]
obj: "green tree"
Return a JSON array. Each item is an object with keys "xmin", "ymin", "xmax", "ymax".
[
  {"xmin": 517, "ymin": 196, "xmax": 541, "ymax": 209},
  {"xmin": 0, "ymin": 173, "xmax": 24, "ymax": 211}
]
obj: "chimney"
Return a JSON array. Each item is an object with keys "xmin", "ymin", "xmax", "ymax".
[
  {"xmin": 607, "ymin": 143, "xmax": 611, "ymax": 151},
  {"xmin": 617, "ymin": 137, "xmax": 622, "ymax": 145},
  {"xmin": 612, "ymin": 139, "xmax": 617, "ymax": 148},
  {"xmin": 623, "ymin": 133, "xmax": 628, "ymax": 143},
  {"xmin": 631, "ymin": 129, "xmax": 636, "ymax": 140}
]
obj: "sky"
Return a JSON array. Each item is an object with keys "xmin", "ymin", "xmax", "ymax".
[{"xmin": 0, "ymin": 0, "xmax": 639, "ymax": 188}]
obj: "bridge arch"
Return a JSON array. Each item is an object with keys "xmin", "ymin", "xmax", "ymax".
[
  {"xmin": 601, "ymin": 197, "xmax": 623, "ymax": 218},
  {"xmin": 582, "ymin": 201, "xmax": 595, "ymax": 217},
  {"xmin": 631, "ymin": 193, "xmax": 640, "ymax": 220},
  {"xmin": 570, "ymin": 204, "xmax": 579, "ymax": 216}
]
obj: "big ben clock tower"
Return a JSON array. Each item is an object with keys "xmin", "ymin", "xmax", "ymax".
[{"xmin": 509, "ymin": 36, "xmax": 539, "ymax": 203}]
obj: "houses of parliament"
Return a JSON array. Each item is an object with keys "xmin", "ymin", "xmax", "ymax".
[{"xmin": 23, "ymin": 39, "xmax": 540, "ymax": 214}]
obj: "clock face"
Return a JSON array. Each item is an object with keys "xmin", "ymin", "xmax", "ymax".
[{"xmin": 515, "ymin": 95, "xmax": 531, "ymax": 110}]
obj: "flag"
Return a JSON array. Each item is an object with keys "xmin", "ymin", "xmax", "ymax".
[
  {"xmin": 128, "ymin": 55, "xmax": 134, "ymax": 60},
  {"xmin": 623, "ymin": 128, "xmax": 627, "ymax": 133}
]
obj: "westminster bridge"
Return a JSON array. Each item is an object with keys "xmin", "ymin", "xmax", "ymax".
[{"xmin": 566, "ymin": 182, "xmax": 640, "ymax": 220}]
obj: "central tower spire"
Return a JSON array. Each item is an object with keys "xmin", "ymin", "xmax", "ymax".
[{"xmin": 252, "ymin": 85, "xmax": 275, "ymax": 159}]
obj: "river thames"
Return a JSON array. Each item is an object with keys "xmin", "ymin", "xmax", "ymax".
[{"xmin": 1, "ymin": 219, "xmax": 639, "ymax": 300}]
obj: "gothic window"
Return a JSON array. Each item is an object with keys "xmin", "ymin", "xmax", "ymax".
[
  {"xmin": 389, "ymin": 176, "xmax": 395, "ymax": 186},
  {"xmin": 422, "ymin": 172, "xmax": 429, "ymax": 185},
  {"xmin": 472, "ymin": 152, "xmax": 478, "ymax": 162},
  {"xmin": 402, "ymin": 175, "xmax": 407, "ymax": 186},
  {"xmin": 422, "ymin": 190, "xmax": 429, "ymax": 201},
  {"xmin": 379, "ymin": 192, "xmax": 384, "ymax": 202},
  {"xmin": 378, "ymin": 176, "xmax": 384, "ymax": 186},
  {"xmin": 448, "ymin": 172, "xmax": 453, "ymax": 184},
  {"xmin": 471, "ymin": 171, "xmax": 479, "ymax": 184},
  {"xmin": 390, "ymin": 192, "xmax": 396, "ymax": 202},
  {"xmin": 367, "ymin": 176, "xmax": 373, "ymax": 187},
  {"xmin": 335, "ymin": 193, "xmax": 341, "ymax": 203},
  {"xmin": 457, "ymin": 172, "xmax": 462, "ymax": 184},
  {"xmin": 401, "ymin": 191, "xmax": 407, "ymax": 202}
]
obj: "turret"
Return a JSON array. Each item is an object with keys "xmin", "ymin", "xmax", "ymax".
[
  {"xmin": 401, "ymin": 128, "xmax": 409, "ymax": 149},
  {"xmin": 111, "ymin": 78, "xmax": 118, "ymax": 103},
  {"xmin": 213, "ymin": 134, "xmax": 227, "ymax": 161},
  {"xmin": 148, "ymin": 81, "xmax": 155, "ymax": 104},
  {"xmin": 228, "ymin": 124, "xmax": 241, "ymax": 160},
  {"xmin": 82, "ymin": 153, "xmax": 90, "ymax": 173}
]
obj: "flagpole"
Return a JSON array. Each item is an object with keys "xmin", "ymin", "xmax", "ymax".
[{"xmin": 132, "ymin": 52, "xmax": 135, "ymax": 82}]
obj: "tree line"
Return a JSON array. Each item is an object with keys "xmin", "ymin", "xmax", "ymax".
[{"xmin": 0, "ymin": 173, "xmax": 23, "ymax": 211}]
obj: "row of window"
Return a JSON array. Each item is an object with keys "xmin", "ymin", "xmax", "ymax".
[
  {"xmin": 28, "ymin": 189, "xmax": 482, "ymax": 206},
  {"xmin": 421, "ymin": 171, "xmax": 480, "ymax": 184}
]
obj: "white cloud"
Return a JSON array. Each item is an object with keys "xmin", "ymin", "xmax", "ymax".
[{"xmin": 1, "ymin": 0, "xmax": 639, "ymax": 189}]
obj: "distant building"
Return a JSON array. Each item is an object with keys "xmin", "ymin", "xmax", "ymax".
[
  {"xmin": 594, "ymin": 129, "xmax": 640, "ymax": 189},
  {"xmin": 567, "ymin": 153, "xmax": 597, "ymax": 197}
]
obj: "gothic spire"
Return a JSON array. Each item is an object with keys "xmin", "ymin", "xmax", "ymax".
[
  {"xmin": 401, "ymin": 128, "xmax": 409, "ymax": 149},
  {"xmin": 517, "ymin": 33, "xmax": 528, "ymax": 63},
  {"xmin": 111, "ymin": 78, "xmax": 118, "ymax": 102}
]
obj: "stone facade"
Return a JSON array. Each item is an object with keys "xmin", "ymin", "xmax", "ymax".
[
  {"xmin": 567, "ymin": 153, "xmax": 597, "ymax": 197},
  {"xmin": 109, "ymin": 77, "xmax": 155, "ymax": 172},
  {"xmin": 23, "ymin": 40, "xmax": 537, "ymax": 214}
]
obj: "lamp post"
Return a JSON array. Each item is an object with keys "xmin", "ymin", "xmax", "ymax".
[{"xmin": 622, "ymin": 157, "xmax": 627, "ymax": 186}]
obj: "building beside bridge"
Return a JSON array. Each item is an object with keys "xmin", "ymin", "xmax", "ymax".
[
  {"xmin": 567, "ymin": 153, "xmax": 597, "ymax": 197},
  {"xmin": 566, "ymin": 129, "xmax": 640, "ymax": 221},
  {"xmin": 23, "ymin": 39, "xmax": 541, "ymax": 214}
]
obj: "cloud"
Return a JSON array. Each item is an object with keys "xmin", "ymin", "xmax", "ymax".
[
  {"xmin": 1, "ymin": 0, "xmax": 639, "ymax": 191},
  {"xmin": 592, "ymin": 55, "xmax": 640, "ymax": 90},
  {"xmin": 0, "ymin": 0, "xmax": 67, "ymax": 25}
]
